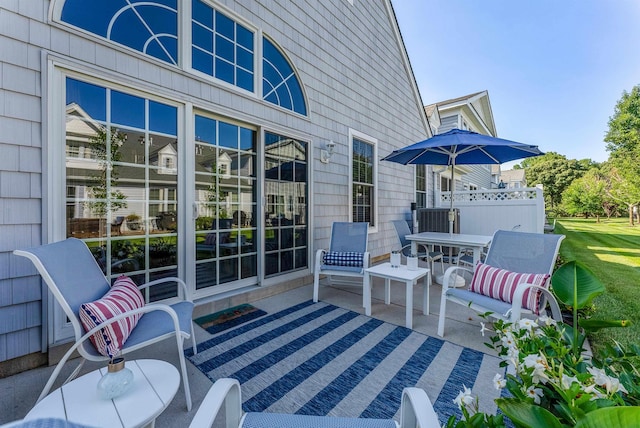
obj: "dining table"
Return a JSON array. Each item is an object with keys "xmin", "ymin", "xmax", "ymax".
[{"xmin": 404, "ymin": 231, "xmax": 493, "ymax": 270}]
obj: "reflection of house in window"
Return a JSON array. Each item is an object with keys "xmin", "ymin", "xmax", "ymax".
[
  {"xmin": 157, "ymin": 144, "xmax": 177, "ymax": 175},
  {"xmin": 218, "ymin": 152, "xmax": 232, "ymax": 179}
]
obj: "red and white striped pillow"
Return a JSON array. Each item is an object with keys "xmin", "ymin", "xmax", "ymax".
[
  {"xmin": 79, "ymin": 275, "xmax": 145, "ymax": 358},
  {"xmin": 469, "ymin": 263, "xmax": 550, "ymax": 314}
]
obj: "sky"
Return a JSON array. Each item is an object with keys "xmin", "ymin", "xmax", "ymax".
[{"xmin": 392, "ymin": 0, "xmax": 640, "ymax": 168}]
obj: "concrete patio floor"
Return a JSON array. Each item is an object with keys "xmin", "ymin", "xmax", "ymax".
[{"xmin": 0, "ymin": 267, "xmax": 494, "ymax": 427}]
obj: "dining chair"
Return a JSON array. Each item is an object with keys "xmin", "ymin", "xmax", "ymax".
[{"xmin": 391, "ymin": 219, "xmax": 444, "ymax": 274}]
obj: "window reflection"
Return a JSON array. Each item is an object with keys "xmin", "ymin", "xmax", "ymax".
[
  {"xmin": 65, "ymin": 77, "xmax": 179, "ymax": 286},
  {"xmin": 264, "ymin": 132, "xmax": 308, "ymax": 276},
  {"xmin": 194, "ymin": 114, "xmax": 257, "ymax": 289}
]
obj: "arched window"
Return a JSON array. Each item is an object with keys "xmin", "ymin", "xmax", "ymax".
[
  {"xmin": 262, "ymin": 38, "xmax": 307, "ymax": 116},
  {"xmin": 57, "ymin": 0, "xmax": 307, "ymax": 115},
  {"xmin": 60, "ymin": 0, "xmax": 178, "ymax": 65}
]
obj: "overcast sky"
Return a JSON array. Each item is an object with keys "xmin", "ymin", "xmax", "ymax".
[{"xmin": 392, "ymin": 0, "xmax": 640, "ymax": 167}]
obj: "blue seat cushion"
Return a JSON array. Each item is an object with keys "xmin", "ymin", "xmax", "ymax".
[
  {"xmin": 242, "ymin": 413, "xmax": 396, "ymax": 428},
  {"xmin": 446, "ymin": 288, "xmax": 513, "ymax": 317}
]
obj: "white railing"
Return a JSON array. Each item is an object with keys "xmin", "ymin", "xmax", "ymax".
[{"xmin": 438, "ymin": 187, "xmax": 545, "ymax": 234}]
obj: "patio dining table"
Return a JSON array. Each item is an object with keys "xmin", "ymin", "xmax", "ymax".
[{"xmin": 405, "ymin": 231, "xmax": 492, "ymax": 270}]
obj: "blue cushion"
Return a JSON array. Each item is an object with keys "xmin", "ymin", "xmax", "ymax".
[
  {"xmin": 322, "ymin": 251, "xmax": 364, "ymax": 267},
  {"xmin": 242, "ymin": 413, "xmax": 396, "ymax": 428}
]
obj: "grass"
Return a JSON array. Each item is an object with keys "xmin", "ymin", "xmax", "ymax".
[{"xmin": 555, "ymin": 218, "xmax": 640, "ymax": 353}]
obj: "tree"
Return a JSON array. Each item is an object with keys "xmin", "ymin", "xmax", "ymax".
[
  {"xmin": 85, "ymin": 126, "xmax": 127, "ymax": 217},
  {"xmin": 517, "ymin": 152, "xmax": 586, "ymax": 210},
  {"xmin": 562, "ymin": 168, "xmax": 608, "ymax": 220},
  {"xmin": 601, "ymin": 161, "xmax": 640, "ymax": 225},
  {"xmin": 604, "ymin": 85, "xmax": 640, "ymax": 225}
]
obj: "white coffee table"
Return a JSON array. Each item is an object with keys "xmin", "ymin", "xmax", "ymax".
[
  {"xmin": 364, "ymin": 262, "xmax": 430, "ymax": 329},
  {"xmin": 25, "ymin": 359, "xmax": 180, "ymax": 428}
]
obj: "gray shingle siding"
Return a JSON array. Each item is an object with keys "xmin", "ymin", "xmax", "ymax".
[{"xmin": 0, "ymin": 0, "xmax": 430, "ymax": 364}]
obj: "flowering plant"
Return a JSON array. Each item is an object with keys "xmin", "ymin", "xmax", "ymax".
[
  {"xmin": 447, "ymin": 316, "xmax": 640, "ymax": 427},
  {"xmin": 445, "ymin": 261, "xmax": 640, "ymax": 427}
]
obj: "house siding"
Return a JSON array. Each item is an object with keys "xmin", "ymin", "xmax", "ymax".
[{"xmin": 0, "ymin": 0, "xmax": 430, "ymax": 368}]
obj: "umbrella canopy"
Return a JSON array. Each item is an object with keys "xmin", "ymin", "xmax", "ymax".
[{"xmin": 382, "ymin": 128, "xmax": 544, "ymax": 235}]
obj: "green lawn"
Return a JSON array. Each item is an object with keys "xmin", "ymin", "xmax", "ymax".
[{"xmin": 555, "ymin": 218, "xmax": 640, "ymax": 353}]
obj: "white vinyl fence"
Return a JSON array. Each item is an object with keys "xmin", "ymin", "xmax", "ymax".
[{"xmin": 438, "ymin": 187, "xmax": 546, "ymax": 235}]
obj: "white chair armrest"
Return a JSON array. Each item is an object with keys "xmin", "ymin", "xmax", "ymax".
[
  {"xmin": 189, "ymin": 378, "xmax": 243, "ymax": 428},
  {"xmin": 442, "ymin": 266, "xmax": 472, "ymax": 292},
  {"xmin": 511, "ymin": 283, "xmax": 562, "ymax": 322},
  {"xmin": 315, "ymin": 248, "xmax": 328, "ymax": 268},
  {"xmin": 400, "ymin": 387, "xmax": 439, "ymax": 428},
  {"xmin": 362, "ymin": 251, "xmax": 371, "ymax": 269}
]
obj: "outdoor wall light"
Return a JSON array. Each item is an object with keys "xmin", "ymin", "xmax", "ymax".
[{"xmin": 320, "ymin": 140, "xmax": 336, "ymax": 164}]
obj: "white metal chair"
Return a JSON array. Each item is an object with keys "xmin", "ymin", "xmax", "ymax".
[
  {"xmin": 313, "ymin": 222, "xmax": 370, "ymax": 304},
  {"xmin": 188, "ymin": 378, "xmax": 440, "ymax": 428},
  {"xmin": 14, "ymin": 238, "xmax": 197, "ymax": 410},
  {"xmin": 391, "ymin": 220, "xmax": 444, "ymax": 274},
  {"xmin": 437, "ymin": 230, "xmax": 565, "ymax": 337}
]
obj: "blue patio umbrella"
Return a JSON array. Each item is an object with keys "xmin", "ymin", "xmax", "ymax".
[{"xmin": 382, "ymin": 128, "xmax": 544, "ymax": 235}]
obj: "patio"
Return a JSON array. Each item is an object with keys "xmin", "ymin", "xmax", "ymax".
[{"xmin": 0, "ymin": 268, "xmax": 495, "ymax": 427}]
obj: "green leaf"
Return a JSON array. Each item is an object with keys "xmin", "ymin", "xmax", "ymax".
[
  {"xmin": 574, "ymin": 407, "xmax": 640, "ymax": 428},
  {"xmin": 551, "ymin": 261, "xmax": 605, "ymax": 308},
  {"xmin": 496, "ymin": 398, "xmax": 565, "ymax": 428},
  {"xmin": 579, "ymin": 319, "xmax": 632, "ymax": 332}
]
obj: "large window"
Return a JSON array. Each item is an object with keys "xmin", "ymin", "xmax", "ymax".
[
  {"xmin": 351, "ymin": 133, "xmax": 377, "ymax": 227},
  {"xmin": 57, "ymin": 0, "xmax": 307, "ymax": 115},
  {"xmin": 264, "ymin": 132, "xmax": 308, "ymax": 276},
  {"xmin": 65, "ymin": 77, "xmax": 179, "ymax": 299}
]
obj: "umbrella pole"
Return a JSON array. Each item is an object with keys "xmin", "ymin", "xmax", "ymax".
[{"xmin": 448, "ymin": 158, "xmax": 456, "ymax": 270}]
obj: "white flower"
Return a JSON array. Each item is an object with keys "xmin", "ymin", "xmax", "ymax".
[
  {"xmin": 587, "ymin": 367, "xmax": 629, "ymax": 395},
  {"xmin": 453, "ymin": 385, "xmax": 475, "ymax": 409},
  {"xmin": 525, "ymin": 385, "xmax": 543, "ymax": 404},
  {"xmin": 523, "ymin": 353, "xmax": 544, "ymax": 369},
  {"xmin": 480, "ymin": 322, "xmax": 489, "ymax": 337},
  {"xmin": 501, "ymin": 331, "xmax": 517, "ymax": 349},
  {"xmin": 560, "ymin": 374, "xmax": 580, "ymax": 390},
  {"xmin": 536, "ymin": 315, "xmax": 557, "ymax": 327},
  {"xmin": 518, "ymin": 318, "xmax": 538, "ymax": 332},
  {"xmin": 493, "ymin": 373, "xmax": 506, "ymax": 390}
]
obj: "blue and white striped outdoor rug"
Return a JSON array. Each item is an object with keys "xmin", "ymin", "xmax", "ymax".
[{"xmin": 186, "ymin": 300, "xmax": 504, "ymax": 424}]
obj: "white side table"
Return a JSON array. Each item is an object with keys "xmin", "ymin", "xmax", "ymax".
[
  {"xmin": 25, "ymin": 359, "xmax": 180, "ymax": 428},
  {"xmin": 364, "ymin": 262, "xmax": 430, "ymax": 329}
]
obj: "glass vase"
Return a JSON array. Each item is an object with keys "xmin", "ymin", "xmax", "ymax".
[{"xmin": 97, "ymin": 357, "xmax": 134, "ymax": 400}]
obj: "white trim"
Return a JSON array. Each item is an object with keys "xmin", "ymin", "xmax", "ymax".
[{"xmin": 349, "ymin": 129, "xmax": 378, "ymax": 233}]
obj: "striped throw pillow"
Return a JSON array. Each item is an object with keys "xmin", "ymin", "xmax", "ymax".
[
  {"xmin": 323, "ymin": 251, "xmax": 364, "ymax": 267},
  {"xmin": 79, "ymin": 275, "xmax": 145, "ymax": 358},
  {"xmin": 469, "ymin": 263, "xmax": 550, "ymax": 314}
]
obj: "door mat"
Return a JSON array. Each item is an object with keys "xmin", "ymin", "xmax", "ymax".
[{"xmin": 194, "ymin": 303, "xmax": 267, "ymax": 334}]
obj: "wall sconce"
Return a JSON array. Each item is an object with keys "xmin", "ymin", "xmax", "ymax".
[{"xmin": 320, "ymin": 140, "xmax": 336, "ymax": 164}]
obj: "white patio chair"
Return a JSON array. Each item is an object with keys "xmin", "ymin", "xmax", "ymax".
[
  {"xmin": 391, "ymin": 219, "xmax": 444, "ymax": 274},
  {"xmin": 437, "ymin": 230, "xmax": 565, "ymax": 337},
  {"xmin": 313, "ymin": 222, "xmax": 370, "ymax": 304},
  {"xmin": 188, "ymin": 378, "xmax": 440, "ymax": 428},
  {"xmin": 13, "ymin": 238, "xmax": 197, "ymax": 410}
]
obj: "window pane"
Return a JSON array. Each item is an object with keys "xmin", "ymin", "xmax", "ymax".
[
  {"xmin": 66, "ymin": 78, "xmax": 107, "ymax": 122},
  {"xmin": 111, "ymin": 91, "xmax": 145, "ymax": 129},
  {"xmin": 149, "ymin": 101, "xmax": 177, "ymax": 136}
]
